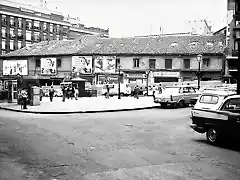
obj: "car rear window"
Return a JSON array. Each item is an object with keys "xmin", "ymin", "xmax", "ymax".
[{"xmin": 199, "ymin": 95, "xmax": 218, "ymax": 104}]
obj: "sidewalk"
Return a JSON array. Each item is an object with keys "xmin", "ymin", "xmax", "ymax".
[{"xmin": 0, "ymin": 96, "xmax": 159, "ymax": 114}]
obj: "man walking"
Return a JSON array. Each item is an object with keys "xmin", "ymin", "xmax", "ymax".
[
  {"xmin": 62, "ymin": 85, "xmax": 66, "ymax": 102},
  {"xmin": 105, "ymin": 84, "xmax": 110, "ymax": 99},
  {"xmin": 49, "ymin": 85, "xmax": 54, "ymax": 102},
  {"xmin": 134, "ymin": 85, "xmax": 140, "ymax": 99},
  {"xmin": 21, "ymin": 89, "xmax": 28, "ymax": 109},
  {"xmin": 74, "ymin": 87, "xmax": 79, "ymax": 100}
]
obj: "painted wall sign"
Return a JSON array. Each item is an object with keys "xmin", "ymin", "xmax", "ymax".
[
  {"xmin": 72, "ymin": 56, "xmax": 92, "ymax": 74},
  {"xmin": 94, "ymin": 56, "xmax": 116, "ymax": 73},
  {"xmin": 153, "ymin": 71, "xmax": 180, "ymax": 77},
  {"xmin": 41, "ymin": 58, "xmax": 57, "ymax": 75},
  {"xmin": 3, "ymin": 60, "xmax": 28, "ymax": 75}
]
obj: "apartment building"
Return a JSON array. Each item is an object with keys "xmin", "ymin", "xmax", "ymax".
[{"xmin": 0, "ymin": 0, "xmax": 109, "ymax": 55}]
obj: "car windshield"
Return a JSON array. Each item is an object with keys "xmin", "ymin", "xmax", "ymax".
[
  {"xmin": 199, "ymin": 95, "xmax": 219, "ymax": 104},
  {"xmin": 163, "ymin": 87, "xmax": 180, "ymax": 94}
]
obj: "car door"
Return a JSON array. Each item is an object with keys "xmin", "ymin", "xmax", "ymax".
[
  {"xmin": 219, "ymin": 98, "xmax": 240, "ymax": 137},
  {"xmin": 182, "ymin": 87, "xmax": 192, "ymax": 104}
]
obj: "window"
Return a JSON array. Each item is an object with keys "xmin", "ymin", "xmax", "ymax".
[
  {"xmin": 2, "ymin": 27, "xmax": 6, "ymax": 38},
  {"xmin": 18, "ymin": 18, "xmax": 22, "ymax": 29},
  {"xmin": 34, "ymin": 21, "xmax": 40, "ymax": 30},
  {"xmin": 10, "ymin": 40, "xmax": 14, "ymax": 50},
  {"xmin": 1, "ymin": 15, "xmax": 6, "ymax": 26},
  {"xmin": 63, "ymin": 26, "xmax": 68, "ymax": 36},
  {"xmin": 18, "ymin": 41, "xmax": 22, "ymax": 49},
  {"xmin": 43, "ymin": 22, "xmax": 48, "ymax": 32},
  {"xmin": 36, "ymin": 59, "xmax": 41, "ymax": 67},
  {"xmin": 165, "ymin": 59, "xmax": 172, "ymax": 69},
  {"xmin": 57, "ymin": 59, "xmax": 62, "ymax": 68},
  {"xmin": 115, "ymin": 58, "xmax": 120, "ymax": 69},
  {"xmin": 10, "ymin": 28, "xmax": 15, "ymax": 39},
  {"xmin": 34, "ymin": 32, "xmax": 40, "ymax": 42},
  {"xmin": 17, "ymin": 29, "xmax": 23, "ymax": 39},
  {"xmin": 184, "ymin": 59, "xmax": 190, "ymax": 69},
  {"xmin": 50, "ymin": 24, "xmax": 53, "ymax": 33},
  {"xmin": 26, "ymin": 31, "xmax": 32, "ymax": 41},
  {"xmin": 26, "ymin": 19, "xmax": 32, "ymax": 30},
  {"xmin": 133, "ymin": 58, "xmax": 140, "ymax": 68},
  {"xmin": 199, "ymin": 95, "xmax": 219, "ymax": 104},
  {"xmin": 149, "ymin": 59, "xmax": 156, "ymax": 69},
  {"xmin": 10, "ymin": 17, "xmax": 15, "ymax": 27},
  {"xmin": 2, "ymin": 39, "xmax": 6, "ymax": 49},
  {"xmin": 221, "ymin": 98, "xmax": 240, "ymax": 113},
  {"xmin": 202, "ymin": 58, "xmax": 210, "ymax": 67},
  {"xmin": 56, "ymin": 25, "xmax": 60, "ymax": 34},
  {"xmin": 43, "ymin": 33, "xmax": 47, "ymax": 41}
]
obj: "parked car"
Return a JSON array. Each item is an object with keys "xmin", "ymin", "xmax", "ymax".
[
  {"xmin": 189, "ymin": 87, "xmax": 236, "ymax": 106},
  {"xmin": 154, "ymin": 85, "xmax": 199, "ymax": 108},
  {"xmin": 190, "ymin": 94, "xmax": 240, "ymax": 145}
]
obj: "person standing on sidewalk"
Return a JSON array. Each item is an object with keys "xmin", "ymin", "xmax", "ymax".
[
  {"xmin": 71, "ymin": 86, "xmax": 75, "ymax": 100},
  {"xmin": 49, "ymin": 86, "xmax": 54, "ymax": 102},
  {"xmin": 21, "ymin": 89, "xmax": 28, "ymax": 109},
  {"xmin": 62, "ymin": 85, "xmax": 66, "ymax": 102},
  {"xmin": 105, "ymin": 84, "xmax": 110, "ymax": 99},
  {"xmin": 74, "ymin": 87, "xmax": 79, "ymax": 100},
  {"xmin": 158, "ymin": 84, "xmax": 162, "ymax": 94},
  {"xmin": 134, "ymin": 85, "xmax": 139, "ymax": 99}
]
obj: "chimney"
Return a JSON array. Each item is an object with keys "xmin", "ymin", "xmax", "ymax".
[
  {"xmin": 44, "ymin": 0, "xmax": 47, "ymax": 9},
  {"xmin": 40, "ymin": 0, "xmax": 44, "ymax": 7}
]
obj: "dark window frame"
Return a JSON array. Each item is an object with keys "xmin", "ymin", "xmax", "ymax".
[
  {"xmin": 57, "ymin": 58, "xmax": 62, "ymax": 68},
  {"xmin": 165, "ymin": 59, "xmax": 172, "ymax": 69},
  {"xmin": 149, "ymin": 59, "xmax": 156, "ymax": 69},
  {"xmin": 202, "ymin": 58, "xmax": 210, "ymax": 67},
  {"xmin": 36, "ymin": 59, "xmax": 41, "ymax": 67},
  {"xmin": 183, "ymin": 59, "xmax": 190, "ymax": 69},
  {"xmin": 133, "ymin": 58, "xmax": 140, "ymax": 68}
]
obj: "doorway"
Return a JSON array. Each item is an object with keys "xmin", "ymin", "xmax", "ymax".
[{"xmin": 7, "ymin": 80, "xmax": 18, "ymax": 103}]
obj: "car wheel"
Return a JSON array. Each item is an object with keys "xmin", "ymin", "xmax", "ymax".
[
  {"xmin": 206, "ymin": 128, "xmax": 219, "ymax": 145},
  {"xmin": 178, "ymin": 100, "xmax": 185, "ymax": 108}
]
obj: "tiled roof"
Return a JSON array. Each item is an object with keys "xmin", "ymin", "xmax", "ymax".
[{"xmin": 1, "ymin": 34, "xmax": 225, "ymax": 58}]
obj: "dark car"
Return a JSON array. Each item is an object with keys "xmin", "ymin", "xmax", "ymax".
[{"xmin": 190, "ymin": 95, "xmax": 240, "ymax": 145}]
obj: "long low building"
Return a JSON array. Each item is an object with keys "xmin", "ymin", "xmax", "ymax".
[{"xmin": 0, "ymin": 34, "xmax": 225, "ymax": 101}]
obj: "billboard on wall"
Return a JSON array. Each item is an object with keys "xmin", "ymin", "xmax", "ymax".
[
  {"xmin": 3, "ymin": 60, "xmax": 28, "ymax": 75},
  {"xmin": 72, "ymin": 56, "xmax": 92, "ymax": 74},
  {"xmin": 94, "ymin": 56, "xmax": 116, "ymax": 73},
  {"xmin": 41, "ymin": 58, "xmax": 57, "ymax": 75}
]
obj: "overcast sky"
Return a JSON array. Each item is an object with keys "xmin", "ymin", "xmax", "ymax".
[{"xmin": 16, "ymin": 0, "xmax": 227, "ymax": 37}]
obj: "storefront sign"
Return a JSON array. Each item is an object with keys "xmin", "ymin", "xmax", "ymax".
[
  {"xmin": 94, "ymin": 56, "xmax": 116, "ymax": 73},
  {"xmin": 41, "ymin": 58, "xmax": 57, "ymax": 75},
  {"xmin": 125, "ymin": 73, "xmax": 147, "ymax": 78},
  {"xmin": 98, "ymin": 75, "xmax": 119, "ymax": 84},
  {"xmin": 72, "ymin": 56, "xmax": 92, "ymax": 74},
  {"xmin": 3, "ymin": 60, "xmax": 28, "ymax": 75},
  {"xmin": 153, "ymin": 71, "xmax": 180, "ymax": 77}
]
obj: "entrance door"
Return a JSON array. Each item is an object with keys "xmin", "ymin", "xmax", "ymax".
[{"xmin": 7, "ymin": 80, "xmax": 18, "ymax": 103}]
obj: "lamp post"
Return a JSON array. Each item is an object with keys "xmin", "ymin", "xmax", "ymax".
[
  {"xmin": 145, "ymin": 70, "xmax": 150, "ymax": 96},
  {"xmin": 117, "ymin": 64, "xmax": 122, "ymax": 99},
  {"xmin": 197, "ymin": 54, "xmax": 203, "ymax": 90},
  {"xmin": 233, "ymin": 25, "xmax": 240, "ymax": 94}
]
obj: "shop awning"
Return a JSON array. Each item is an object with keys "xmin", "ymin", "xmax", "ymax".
[{"xmin": 71, "ymin": 77, "xmax": 87, "ymax": 81}]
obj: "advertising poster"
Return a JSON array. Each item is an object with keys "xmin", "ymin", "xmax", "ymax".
[
  {"xmin": 41, "ymin": 58, "xmax": 57, "ymax": 75},
  {"xmin": 72, "ymin": 56, "xmax": 92, "ymax": 74},
  {"xmin": 3, "ymin": 60, "xmax": 28, "ymax": 75},
  {"xmin": 94, "ymin": 56, "xmax": 116, "ymax": 73}
]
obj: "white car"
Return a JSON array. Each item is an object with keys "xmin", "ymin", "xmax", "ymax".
[{"xmin": 154, "ymin": 85, "xmax": 199, "ymax": 108}]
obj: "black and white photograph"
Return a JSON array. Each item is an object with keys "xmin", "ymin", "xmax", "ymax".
[{"xmin": 1, "ymin": 0, "xmax": 240, "ymax": 179}]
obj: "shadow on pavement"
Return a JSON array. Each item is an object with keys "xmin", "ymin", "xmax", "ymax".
[{"xmin": 193, "ymin": 138, "xmax": 240, "ymax": 152}]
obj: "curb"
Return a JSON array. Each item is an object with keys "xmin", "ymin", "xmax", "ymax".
[{"xmin": 0, "ymin": 105, "xmax": 160, "ymax": 114}]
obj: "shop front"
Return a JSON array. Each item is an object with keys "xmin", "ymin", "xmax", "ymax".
[
  {"xmin": 153, "ymin": 71, "xmax": 180, "ymax": 83},
  {"xmin": 96, "ymin": 74, "xmax": 123, "ymax": 84}
]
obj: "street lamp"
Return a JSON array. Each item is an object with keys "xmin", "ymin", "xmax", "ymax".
[
  {"xmin": 117, "ymin": 64, "xmax": 122, "ymax": 99},
  {"xmin": 233, "ymin": 25, "xmax": 240, "ymax": 94},
  {"xmin": 197, "ymin": 54, "xmax": 203, "ymax": 90},
  {"xmin": 145, "ymin": 70, "xmax": 150, "ymax": 96}
]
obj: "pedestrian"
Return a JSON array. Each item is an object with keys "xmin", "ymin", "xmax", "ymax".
[
  {"xmin": 62, "ymin": 85, "xmax": 66, "ymax": 102},
  {"xmin": 158, "ymin": 84, "xmax": 162, "ymax": 94},
  {"xmin": 74, "ymin": 87, "xmax": 79, "ymax": 100},
  {"xmin": 49, "ymin": 85, "xmax": 54, "ymax": 102},
  {"xmin": 134, "ymin": 85, "xmax": 139, "ymax": 99},
  {"xmin": 71, "ymin": 86, "xmax": 75, "ymax": 100},
  {"xmin": 18, "ymin": 89, "xmax": 23, "ymax": 109},
  {"xmin": 66, "ymin": 86, "xmax": 70, "ymax": 99},
  {"xmin": 105, "ymin": 84, "xmax": 110, "ymax": 99},
  {"xmin": 21, "ymin": 89, "xmax": 28, "ymax": 109}
]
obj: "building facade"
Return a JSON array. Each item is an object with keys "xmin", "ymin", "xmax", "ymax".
[
  {"xmin": 225, "ymin": 0, "xmax": 240, "ymax": 83},
  {"xmin": 0, "ymin": 0, "xmax": 109, "ymax": 55}
]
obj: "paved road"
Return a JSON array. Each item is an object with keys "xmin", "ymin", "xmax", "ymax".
[{"xmin": 0, "ymin": 108, "xmax": 240, "ymax": 180}]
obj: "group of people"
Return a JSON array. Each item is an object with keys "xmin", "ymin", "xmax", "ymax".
[{"xmin": 61, "ymin": 85, "xmax": 79, "ymax": 102}]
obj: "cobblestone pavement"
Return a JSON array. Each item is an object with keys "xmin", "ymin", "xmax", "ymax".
[{"xmin": 0, "ymin": 108, "xmax": 240, "ymax": 180}]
